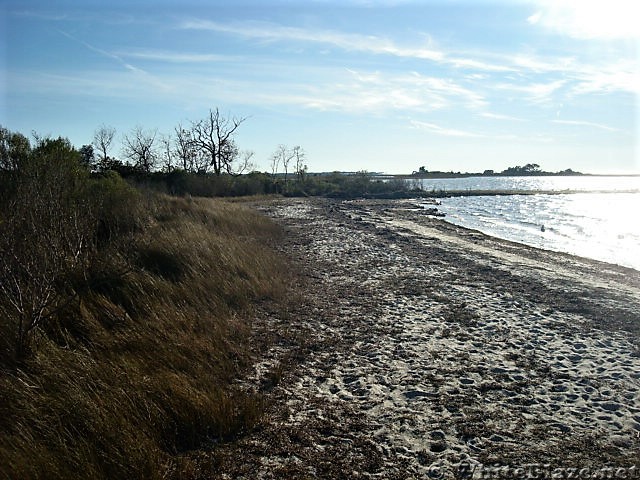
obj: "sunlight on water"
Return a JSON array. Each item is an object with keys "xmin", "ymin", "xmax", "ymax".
[
  {"xmin": 418, "ymin": 175, "xmax": 640, "ymax": 193},
  {"xmin": 423, "ymin": 177, "xmax": 640, "ymax": 271}
]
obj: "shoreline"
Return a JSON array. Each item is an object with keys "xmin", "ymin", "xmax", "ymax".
[{"xmin": 212, "ymin": 197, "xmax": 640, "ymax": 478}]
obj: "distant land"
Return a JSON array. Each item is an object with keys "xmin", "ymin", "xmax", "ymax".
[
  {"xmin": 386, "ymin": 163, "xmax": 638, "ymax": 179},
  {"xmin": 404, "ymin": 163, "xmax": 583, "ymax": 179}
]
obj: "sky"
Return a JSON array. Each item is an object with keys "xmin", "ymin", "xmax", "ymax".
[{"xmin": 1, "ymin": 0, "xmax": 638, "ymax": 174}]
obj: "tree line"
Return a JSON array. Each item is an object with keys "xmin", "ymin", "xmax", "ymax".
[
  {"xmin": 79, "ymin": 108, "xmax": 308, "ymax": 181},
  {"xmin": 411, "ymin": 163, "xmax": 582, "ymax": 178}
]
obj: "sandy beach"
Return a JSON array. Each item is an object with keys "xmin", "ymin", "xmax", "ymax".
[{"xmin": 212, "ymin": 197, "xmax": 640, "ymax": 479}]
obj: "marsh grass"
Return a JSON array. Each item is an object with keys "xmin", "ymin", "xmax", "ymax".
[{"xmin": 0, "ymin": 193, "xmax": 290, "ymax": 479}]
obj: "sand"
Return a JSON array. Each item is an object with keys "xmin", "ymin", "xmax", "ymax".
[{"xmin": 212, "ymin": 197, "xmax": 640, "ymax": 479}]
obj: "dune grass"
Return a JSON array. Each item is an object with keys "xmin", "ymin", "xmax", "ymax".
[{"xmin": 0, "ymin": 193, "xmax": 290, "ymax": 479}]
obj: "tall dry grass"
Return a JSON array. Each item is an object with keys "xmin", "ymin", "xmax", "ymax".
[{"xmin": 0, "ymin": 193, "xmax": 289, "ymax": 479}]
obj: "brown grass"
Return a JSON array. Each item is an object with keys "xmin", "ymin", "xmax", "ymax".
[{"xmin": 0, "ymin": 194, "xmax": 290, "ymax": 479}]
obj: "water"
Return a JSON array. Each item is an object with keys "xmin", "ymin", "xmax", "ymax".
[
  {"xmin": 417, "ymin": 175, "xmax": 640, "ymax": 194},
  {"xmin": 416, "ymin": 176, "xmax": 640, "ymax": 271}
]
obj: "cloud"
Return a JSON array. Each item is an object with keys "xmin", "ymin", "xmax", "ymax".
[
  {"xmin": 409, "ymin": 120, "xmax": 484, "ymax": 138},
  {"xmin": 13, "ymin": 10, "xmax": 69, "ymax": 21},
  {"xmin": 115, "ymin": 49, "xmax": 240, "ymax": 64},
  {"xmin": 58, "ymin": 31, "xmax": 171, "ymax": 90},
  {"xmin": 552, "ymin": 119, "xmax": 619, "ymax": 131},
  {"xmin": 445, "ymin": 56, "xmax": 516, "ymax": 73},
  {"xmin": 569, "ymin": 62, "xmax": 640, "ymax": 96},
  {"xmin": 406, "ymin": 73, "xmax": 487, "ymax": 109},
  {"xmin": 495, "ymin": 79, "xmax": 567, "ymax": 104},
  {"xmin": 479, "ymin": 112, "xmax": 525, "ymax": 121},
  {"xmin": 178, "ymin": 16, "xmax": 637, "ymax": 100},
  {"xmin": 179, "ymin": 19, "xmax": 524, "ymax": 74},
  {"xmin": 528, "ymin": 0, "xmax": 640, "ymax": 40},
  {"xmin": 527, "ymin": 11, "xmax": 543, "ymax": 25},
  {"xmin": 180, "ymin": 19, "xmax": 445, "ymax": 61},
  {"xmin": 59, "ymin": 30, "xmax": 144, "ymax": 74}
]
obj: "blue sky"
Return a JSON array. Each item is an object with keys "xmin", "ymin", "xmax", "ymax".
[{"xmin": 1, "ymin": 0, "xmax": 638, "ymax": 174}]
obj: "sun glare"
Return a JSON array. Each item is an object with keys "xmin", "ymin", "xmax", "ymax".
[{"xmin": 531, "ymin": 0, "xmax": 640, "ymax": 40}]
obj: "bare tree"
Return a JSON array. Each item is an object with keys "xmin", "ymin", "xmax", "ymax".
[
  {"xmin": 0, "ymin": 138, "xmax": 95, "ymax": 359},
  {"xmin": 191, "ymin": 108, "xmax": 247, "ymax": 175},
  {"xmin": 92, "ymin": 125, "xmax": 116, "ymax": 167},
  {"xmin": 271, "ymin": 144, "xmax": 296, "ymax": 184},
  {"xmin": 174, "ymin": 123, "xmax": 194, "ymax": 172},
  {"xmin": 270, "ymin": 149, "xmax": 281, "ymax": 176},
  {"xmin": 293, "ymin": 146, "xmax": 307, "ymax": 182},
  {"xmin": 236, "ymin": 150, "xmax": 255, "ymax": 175},
  {"xmin": 159, "ymin": 134, "xmax": 175, "ymax": 172},
  {"xmin": 122, "ymin": 126, "xmax": 158, "ymax": 172}
]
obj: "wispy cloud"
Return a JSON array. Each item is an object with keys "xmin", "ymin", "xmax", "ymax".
[
  {"xmin": 115, "ymin": 49, "xmax": 241, "ymax": 64},
  {"xmin": 408, "ymin": 73, "xmax": 487, "ymax": 109},
  {"xmin": 479, "ymin": 112, "xmax": 525, "ymax": 121},
  {"xmin": 59, "ymin": 30, "xmax": 144, "ymax": 75},
  {"xmin": 552, "ymin": 119, "xmax": 619, "ymax": 132},
  {"xmin": 445, "ymin": 56, "xmax": 516, "ymax": 73},
  {"xmin": 180, "ymin": 19, "xmax": 445, "ymax": 61},
  {"xmin": 179, "ymin": 17, "xmax": 639, "ymax": 101},
  {"xmin": 335, "ymin": 69, "xmax": 488, "ymax": 112},
  {"xmin": 179, "ymin": 19, "xmax": 522, "ymax": 74},
  {"xmin": 58, "ymin": 31, "xmax": 170, "ymax": 90},
  {"xmin": 409, "ymin": 120, "xmax": 484, "ymax": 138},
  {"xmin": 511, "ymin": 54, "xmax": 577, "ymax": 74},
  {"xmin": 569, "ymin": 62, "xmax": 640, "ymax": 96},
  {"xmin": 13, "ymin": 10, "xmax": 69, "ymax": 21},
  {"xmin": 495, "ymin": 79, "xmax": 567, "ymax": 104}
]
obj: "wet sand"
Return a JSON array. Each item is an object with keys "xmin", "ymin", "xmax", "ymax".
[{"xmin": 213, "ymin": 197, "xmax": 640, "ymax": 479}]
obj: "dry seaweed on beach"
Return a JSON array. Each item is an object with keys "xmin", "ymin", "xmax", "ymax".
[{"xmin": 203, "ymin": 197, "xmax": 640, "ymax": 479}]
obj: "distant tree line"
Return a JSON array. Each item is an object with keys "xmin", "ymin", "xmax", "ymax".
[
  {"xmin": 2, "ymin": 108, "xmax": 420, "ymax": 201},
  {"xmin": 411, "ymin": 163, "xmax": 582, "ymax": 178}
]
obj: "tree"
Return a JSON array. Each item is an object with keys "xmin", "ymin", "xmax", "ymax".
[
  {"xmin": 271, "ymin": 144, "xmax": 296, "ymax": 184},
  {"xmin": 501, "ymin": 163, "xmax": 542, "ymax": 176},
  {"xmin": 79, "ymin": 144, "xmax": 95, "ymax": 169},
  {"xmin": 122, "ymin": 126, "xmax": 158, "ymax": 173},
  {"xmin": 191, "ymin": 108, "xmax": 247, "ymax": 175},
  {"xmin": 174, "ymin": 124, "xmax": 201, "ymax": 172},
  {"xmin": 293, "ymin": 146, "xmax": 307, "ymax": 182},
  {"xmin": 92, "ymin": 125, "xmax": 116, "ymax": 168},
  {"xmin": 0, "ymin": 126, "xmax": 31, "ymax": 171},
  {"xmin": 159, "ymin": 134, "xmax": 175, "ymax": 173},
  {"xmin": 235, "ymin": 150, "xmax": 255, "ymax": 176},
  {"xmin": 270, "ymin": 148, "xmax": 281, "ymax": 176}
]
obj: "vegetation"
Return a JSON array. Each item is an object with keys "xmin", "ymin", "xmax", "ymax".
[
  {"xmin": 18, "ymin": 110, "xmax": 417, "ymax": 199},
  {"xmin": 0, "ymin": 126, "xmax": 291, "ymax": 478},
  {"xmin": 410, "ymin": 163, "xmax": 583, "ymax": 178}
]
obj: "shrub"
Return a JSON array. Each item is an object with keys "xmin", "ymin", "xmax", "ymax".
[{"xmin": 0, "ymin": 137, "xmax": 96, "ymax": 360}]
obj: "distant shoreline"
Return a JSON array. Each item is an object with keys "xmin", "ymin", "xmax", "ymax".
[
  {"xmin": 416, "ymin": 188, "xmax": 640, "ymax": 197},
  {"xmin": 382, "ymin": 173, "xmax": 640, "ymax": 180}
]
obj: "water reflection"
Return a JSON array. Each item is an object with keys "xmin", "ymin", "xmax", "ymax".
[{"xmin": 437, "ymin": 191, "xmax": 640, "ymax": 271}]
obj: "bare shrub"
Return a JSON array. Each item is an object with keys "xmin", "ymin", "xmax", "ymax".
[{"xmin": 0, "ymin": 138, "xmax": 97, "ymax": 360}]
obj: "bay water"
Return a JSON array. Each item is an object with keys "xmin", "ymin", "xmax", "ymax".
[{"xmin": 416, "ymin": 176, "xmax": 640, "ymax": 271}]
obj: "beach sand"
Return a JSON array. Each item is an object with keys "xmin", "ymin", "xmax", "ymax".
[{"xmin": 212, "ymin": 197, "xmax": 640, "ymax": 479}]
